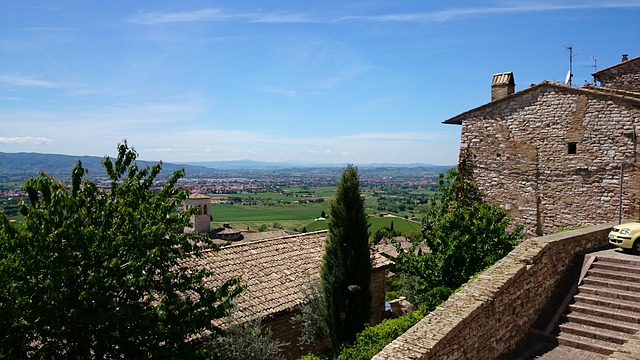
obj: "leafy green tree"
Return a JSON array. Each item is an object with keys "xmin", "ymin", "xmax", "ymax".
[
  {"xmin": 397, "ymin": 153, "xmax": 523, "ymax": 310},
  {"xmin": 0, "ymin": 142, "xmax": 242, "ymax": 359},
  {"xmin": 321, "ymin": 165, "xmax": 372, "ymax": 347}
]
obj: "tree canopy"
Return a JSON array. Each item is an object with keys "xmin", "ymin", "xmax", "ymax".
[
  {"xmin": 397, "ymin": 153, "xmax": 523, "ymax": 310},
  {"xmin": 0, "ymin": 142, "xmax": 242, "ymax": 359},
  {"xmin": 321, "ymin": 164, "xmax": 372, "ymax": 347}
]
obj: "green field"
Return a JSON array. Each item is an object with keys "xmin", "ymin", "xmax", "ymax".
[
  {"xmin": 303, "ymin": 216, "xmax": 422, "ymax": 237},
  {"xmin": 210, "ymin": 188, "xmax": 425, "ymax": 238},
  {"xmin": 212, "ymin": 198, "xmax": 423, "ymax": 239},
  {"xmin": 211, "ymin": 202, "xmax": 327, "ymax": 231},
  {"xmin": 368, "ymin": 216, "xmax": 423, "ymax": 235}
]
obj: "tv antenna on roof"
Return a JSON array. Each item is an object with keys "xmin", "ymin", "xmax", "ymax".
[
  {"xmin": 583, "ymin": 56, "xmax": 597, "ymax": 84},
  {"xmin": 562, "ymin": 45, "xmax": 575, "ymax": 86}
]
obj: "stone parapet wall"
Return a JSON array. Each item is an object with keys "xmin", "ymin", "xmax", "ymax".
[
  {"xmin": 461, "ymin": 85, "xmax": 639, "ymax": 235},
  {"xmin": 373, "ymin": 223, "xmax": 614, "ymax": 360}
]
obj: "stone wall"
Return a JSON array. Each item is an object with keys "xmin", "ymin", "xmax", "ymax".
[
  {"xmin": 373, "ymin": 223, "xmax": 614, "ymax": 360},
  {"xmin": 265, "ymin": 311, "xmax": 330, "ymax": 360},
  {"xmin": 370, "ymin": 266, "xmax": 388, "ymax": 325},
  {"xmin": 460, "ymin": 85, "xmax": 639, "ymax": 235},
  {"xmin": 597, "ymin": 59, "xmax": 640, "ymax": 91}
]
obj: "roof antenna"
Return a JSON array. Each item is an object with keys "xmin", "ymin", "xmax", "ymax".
[
  {"xmin": 583, "ymin": 56, "xmax": 597, "ymax": 84},
  {"xmin": 562, "ymin": 45, "xmax": 575, "ymax": 86}
]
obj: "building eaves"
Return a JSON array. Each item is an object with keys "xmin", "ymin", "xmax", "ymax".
[
  {"xmin": 593, "ymin": 55, "xmax": 640, "ymax": 79},
  {"xmin": 442, "ymin": 81, "xmax": 640, "ymax": 125}
]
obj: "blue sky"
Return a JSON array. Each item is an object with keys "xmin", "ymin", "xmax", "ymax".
[{"xmin": 1, "ymin": 1, "xmax": 639, "ymax": 165}]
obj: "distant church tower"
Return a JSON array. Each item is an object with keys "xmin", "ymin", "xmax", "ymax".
[{"xmin": 184, "ymin": 193, "xmax": 211, "ymax": 233}]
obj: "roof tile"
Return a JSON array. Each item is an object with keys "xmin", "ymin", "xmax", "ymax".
[{"xmin": 181, "ymin": 230, "xmax": 392, "ymax": 325}]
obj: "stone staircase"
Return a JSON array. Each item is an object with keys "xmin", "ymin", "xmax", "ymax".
[{"xmin": 555, "ymin": 254, "xmax": 640, "ymax": 356}]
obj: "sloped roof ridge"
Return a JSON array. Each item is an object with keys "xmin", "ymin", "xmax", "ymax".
[
  {"xmin": 593, "ymin": 54, "xmax": 640, "ymax": 76},
  {"xmin": 582, "ymin": 84, "xmax": 640, "ymax": 101},
  {"xmin": 202, "ymin": 229, "xmax": 328, "ymax": 254},
  {"xmin": 443, "ymin": 80, "xmax": 640, "ymax": 125}
]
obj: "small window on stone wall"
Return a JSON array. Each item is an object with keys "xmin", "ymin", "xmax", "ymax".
[{"xmin": 567, "ymin": 142, "xmax": 577, "ymax": 154}]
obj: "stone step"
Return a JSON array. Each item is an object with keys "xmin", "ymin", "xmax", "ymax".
[
  {"xmin": 592, "ymin": 261, "xmax": 640, "ymax": 276},
  {"xmin": 526, "ymin": 345, "xmax": 609, "ymax": 360},
  {"xmin": 574, "ymin": 293, "xmax": 640, "ymax": 313},
  {"xmin": 557, "ymin": 332, "xmax": 619, "ymax": 355},
  {"xmin": 568, "ymin": 303, "xmax": 640, "ymax": 324},
  {"xmin": 582, "ymin": 276, "xmax": 640, "ymax": 293},
  {"xmin": 558, "ymin": 322, "xmax": 630, "ymax": 345},
  {"xmin": 579, "ymin": 284, "xmax": 640, "ymax": 303},
  {"xmin": 587, "ymin": 268, "xmax": 639, "ymax": 283},
  {"xmin": 595, "ymin": 255, "xmax": 640, "ymax": 269},
  {"xmin": 565, "ymin": 312, "xmax": 640, "ymax": 334}
]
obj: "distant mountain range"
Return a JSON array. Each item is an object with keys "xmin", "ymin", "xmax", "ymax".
[
  {"xmin": 187, "ymin": 159, "xmax": 443, "ymax": 169},
  {"xmin": 0, "ymin": 152, "xmax": 452, "ymax": 181},
  {"xmin": 0, "ymin": 152, "xmax": 225, "ymax": 181}
]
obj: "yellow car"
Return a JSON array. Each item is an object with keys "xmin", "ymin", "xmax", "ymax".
[{"xmin": 609, "ymin": 222, "xmax": 640, "ymax": 254}]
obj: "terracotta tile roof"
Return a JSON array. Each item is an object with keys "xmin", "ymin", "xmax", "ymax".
[
  {"xmin": 373, "ymin": 236, "xmax": 430, "ymax": 259},
  {"xmin": 240, "ymin": 229, "xmax": 294, "ymax": 242},
  {"xmin": 181, "ymin": 230, "xmax": 393, "ymax": 325}
]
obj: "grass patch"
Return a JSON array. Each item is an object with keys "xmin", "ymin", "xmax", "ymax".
[
  {"xmin": 211, "ymin": 203, "xmax": 327, "ymax": 231},
  {"xmin": 301, "ymin": 216, "xmax": 421, "ymax": 239},
  {"xmin": 368, "ymin": 217, "xmax": 422, "ymax": 236}
]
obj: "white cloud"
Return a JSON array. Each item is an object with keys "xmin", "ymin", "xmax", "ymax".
[
  {"xmin": 249, "ymin": 12, "xmax": 325, "ymax": 24},
  {"xmin": 129, "ymin": 8, "xmax": 227, "ymax": 24},
  {"xmin": 260, "ymin": 86, "xmax": 298, "ymax": 97},
  {"xmin": 340, "ymin": 132, "xmax": 447, "ymax": 141},
  {"xmin": 0, "ymin": 74, "xmax": 60, "ymax": 88},
  {"xmin": 0, "ymin": 136, "xmax": 53, "ymax": 144},
  {"xmin": 337, "ymin": 1, "xmax": 640, "ymax": 23},
  {"xmin": 128, "ymin": 2, "xmax": 640, "ymax": 27}
]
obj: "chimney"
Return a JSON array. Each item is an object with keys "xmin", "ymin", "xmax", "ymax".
[
  {"xmin": 491, "ymin": 72, "xmax": 515, "ymax": 101},
  {"xmin": 622, "ymin": 54, "xmax": 629, "ymax": 62}
]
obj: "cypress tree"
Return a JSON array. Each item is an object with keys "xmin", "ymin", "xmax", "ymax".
[{"xmin": 321, "ymin": 164, "xmax": 372, "ymax": 347}]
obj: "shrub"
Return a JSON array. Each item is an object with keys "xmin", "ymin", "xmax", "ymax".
[
  {"xmin": 292, "ymin": 281, "xmax": 327, "ymax": 346},
  {"xmin": 335, "ymin": 311, "xmax": 423, "ymax": 360},
  {"xmin": 207, "ymin": 317, "xmax": 285, "ymax": 360}
]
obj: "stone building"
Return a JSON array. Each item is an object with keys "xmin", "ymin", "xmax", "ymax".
[
  {"xmin": 444, "ymin": 55, "xmax": 640, "ymax": 235},
  {"xmin": 183, "ymin": 193, "xmax": 211, "ymax": 233},
  {"xmin": 182, "ymin": 230, "xmax": 393, "ymax": 359}
]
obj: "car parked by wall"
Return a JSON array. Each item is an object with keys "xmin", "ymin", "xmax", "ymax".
[{"xmin": 609, "ymin": 222, "xmax": 640, "ymax": 254}]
